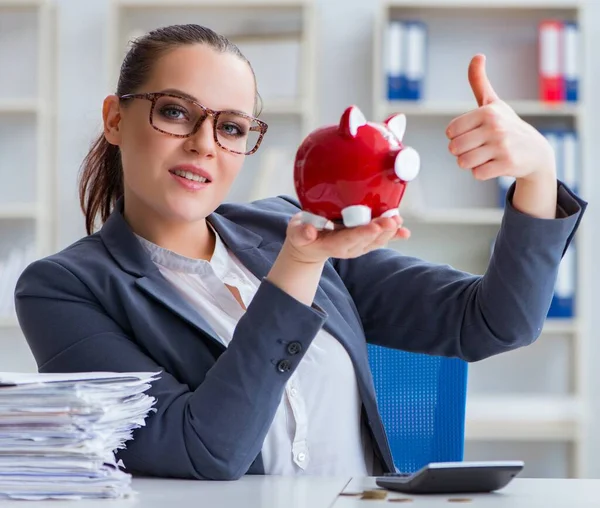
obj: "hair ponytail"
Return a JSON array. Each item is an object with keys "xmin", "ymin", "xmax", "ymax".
[{"xmin": 78, "ymin": 135, "xmax": 124, "ymax": 235}]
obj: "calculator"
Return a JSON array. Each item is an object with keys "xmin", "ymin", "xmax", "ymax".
[{"xmin": 375, "ymin": 460, "xmax": 524, "ymax": 495}]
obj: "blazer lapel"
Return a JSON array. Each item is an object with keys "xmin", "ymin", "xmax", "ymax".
[
  {"xmin": 100, "ymin": 199, "xmax": 365, "ymax": 360},
  {"xmin": 134, "ymin": 275, "xmax": 223, "ymax": 347},
  {"xmin": 99, "ymin": 199, "xmax": 223, "ymax": 347}
]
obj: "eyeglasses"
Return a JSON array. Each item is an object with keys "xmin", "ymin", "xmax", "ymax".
[{"xmin": 119, "ymin": 92, "xmax": 268, "ymax": 155}]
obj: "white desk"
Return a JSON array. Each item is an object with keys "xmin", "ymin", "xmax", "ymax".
[
  {"xmin": 0, "ymin": 476, "xmax": 350, "ymax": 507},
  {"xmin": 335, "ymin": 477, "xmax": 600, "ymax": 507},
  {"xmin": 2, "ymin": 476, "xmax": 600, "ymax": 507}
]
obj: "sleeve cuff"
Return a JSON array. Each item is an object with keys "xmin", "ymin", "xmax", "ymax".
[
  {"xmin": 503, "ymin": 179, "xmax": 587, "ymax": 256},
  {"xmin": 227, "ymin": 278, "xmax": 328, "ymax": 380},
  {"xmin": 506, "ymin": 179, "xmax": 585, "ymax": 219}
]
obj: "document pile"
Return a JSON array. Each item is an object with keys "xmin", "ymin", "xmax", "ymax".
[{"xmin": 0, "ymin": 371, "xmax": 160, "ymax": 500}]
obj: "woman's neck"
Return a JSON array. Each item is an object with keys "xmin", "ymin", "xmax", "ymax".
[{"xmin": 123, "ymin": 195, "xmax": 216, "ymax": 261}]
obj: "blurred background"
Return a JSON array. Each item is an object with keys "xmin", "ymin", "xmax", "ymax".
[{"xmin": 0, "ymin": 0, "xmax": 599, "ymax": 481}]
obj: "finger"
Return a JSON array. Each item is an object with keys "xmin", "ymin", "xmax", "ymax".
[
  {"xmin": 456, "ymin": 144, "xmax": 496, "ymax": 170},
  {"xmin": 356, "ymin": 218, "xmax": 404, "ymax": 255},
  {"xmin": 468, "ymin": 54, "xmax": 500, "ymax": 107},
  {"xmin": 333, "ymin": 221, "xmax": 392, "ymax": 257},
  {"xmin": 368, "ymin": 228, "xmax": 398, "ymax": 251},
  {"xmin": 471, "ymin": 160, "xmax": 505, "ymax": 181},
  {"xmin": 289, "ymin": 212, "xmax": 303, "ymax": 225},
  {"xmin": 448, "ymin": 127, "xmax": 487, "ymax": 157},
  {"xmin": 364, "ymin": 216, "xmax": 405, "ymax": 250},
  {"xmin": 372, "ymin": 216, "xmax": 402, "ymax": 230},
  {"xmin": 287, "ymin": 220, "xmax": 318, "ymax": 247},
  {"xmin": 335, "ymin": 218, "xmax": 391, "ymax": 243},
  {"xmin": 394, "ymin": 227, "xmax": 411, "ymax": 239},
  {"xmin": 446, "ymin": 109, "xmax": 485, "ymax": 139}
]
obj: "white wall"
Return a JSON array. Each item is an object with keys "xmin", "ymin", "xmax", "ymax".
[{"xmin": 47, "ymin": 0, "xmax": 600, "ymax": 477}]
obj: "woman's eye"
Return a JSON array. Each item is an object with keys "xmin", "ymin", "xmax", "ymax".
[
  {"xmin": 221, "ymin": 123, "xmax": 243, "ymax": 136},
  {"xmin": 160, "ymin": 106, "xmax": 187, "ymax": 120}
]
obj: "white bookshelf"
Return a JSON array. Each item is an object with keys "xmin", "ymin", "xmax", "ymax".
[
  {"xmin": 382, "ymin": 100, "xmax": 581, "ymax": 117},
  {"xmin": 376, "ymin": 1, "xmax": 589, "ymax": 478},
  {"xmin": 0, "ymin": 0, "xmax": 55, "ymax": 356},
  {"xmin": 405, "ymin": 207, "xmax": 504, "ymax": 225},
  {"xmin": 107, "ymin": 0, "xmax": 317, "ymax": 204},
  {"xmin": 466, "ymin": 395, "xmax": 581, "ymax": 441}
]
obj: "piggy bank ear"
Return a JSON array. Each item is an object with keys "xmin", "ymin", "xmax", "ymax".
[
  {"xmin": 339, "ymin": 106, "xmax": 367, "ymax": 138},
  {"xmin": 384, "ymin": 113, "xmax": 407, "ymax": 142}
]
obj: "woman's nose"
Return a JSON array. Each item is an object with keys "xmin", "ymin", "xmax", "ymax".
[{"xmin": 183, "ymin": 117, "xmax": 217, "ymax": 157}]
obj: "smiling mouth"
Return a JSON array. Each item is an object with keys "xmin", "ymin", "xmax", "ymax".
[{"xmin": 169, "ymin": 169, "xmax": 211, "ymax": 183}]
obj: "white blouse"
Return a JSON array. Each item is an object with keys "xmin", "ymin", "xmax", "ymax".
[{"xmin": 136, "ymin": 226, "xmax": 374, "ymax": 476}]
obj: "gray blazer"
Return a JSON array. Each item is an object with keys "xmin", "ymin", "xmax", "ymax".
[{"xmin": 14, "ymin": 183, "xmax": 585, "ymax": 480}]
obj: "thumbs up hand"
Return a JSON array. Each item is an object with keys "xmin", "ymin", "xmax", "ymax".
[{"xmin": 446, "ymin": 54, "xmax": 556, "ymax": 184}]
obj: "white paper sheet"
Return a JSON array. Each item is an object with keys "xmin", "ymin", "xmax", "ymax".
[{"xmin": 0, "ymin": 371, "xmax": 160, "ymax": 499}]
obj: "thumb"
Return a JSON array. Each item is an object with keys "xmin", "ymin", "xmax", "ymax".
[
  {"xmin": 468, "ymin": 54, "xmax": 500, "ymax": 107},
  {"xmin": 287, "ymin": 215, "xmax": 318, "ymax": 247}
]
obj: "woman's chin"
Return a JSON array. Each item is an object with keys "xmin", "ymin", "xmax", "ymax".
[{"xmin": 163, "ymin": 199, "xmax": 212, "ymax": 224}]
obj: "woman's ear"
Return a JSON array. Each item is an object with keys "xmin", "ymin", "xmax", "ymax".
[{"xmin": 103, "ymin": 95, "xmax": 122, "ymax": 146}]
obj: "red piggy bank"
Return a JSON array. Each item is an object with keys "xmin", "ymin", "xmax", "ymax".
[{"xmin": 293, "ymin": 105, "xmax": 420, "ymax": 229}]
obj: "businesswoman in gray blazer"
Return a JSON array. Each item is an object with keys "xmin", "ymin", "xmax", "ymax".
[{"xmin": 14, "ymin": 25, "xmax": 585, "ymax": 481}]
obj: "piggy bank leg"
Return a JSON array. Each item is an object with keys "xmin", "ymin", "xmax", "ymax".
[
  {"xmin": 299, "ymin": 211, "xmax": 335, "ymax": 231},
  {"xmin": 341, "ymin": 205, "xmax": 371, "ymax": 227},
  {"xmin": 381, "ymin": 209, "xmax": 400, "ymax": 218}
]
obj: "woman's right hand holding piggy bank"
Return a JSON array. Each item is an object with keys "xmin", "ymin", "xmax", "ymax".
[{"xmin": 267, "ymin": 214, "xmax": 409, "ymax": 307}]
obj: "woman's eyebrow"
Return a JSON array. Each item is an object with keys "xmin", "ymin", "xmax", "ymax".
[{"xmin": 159, "ymin": 88, "xmax": 251, "ymax": 116}]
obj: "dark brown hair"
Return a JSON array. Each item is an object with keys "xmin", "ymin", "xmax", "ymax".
[{"xmin": 78, "ymin": 24, "xmax": 261, "ymax": 234}]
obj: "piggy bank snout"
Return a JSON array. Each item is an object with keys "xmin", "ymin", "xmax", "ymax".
[{"xmin": 394, "ymin": 146, "xmax": 420, "ymax": 182}]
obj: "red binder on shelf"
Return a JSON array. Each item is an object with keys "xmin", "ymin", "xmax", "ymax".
[{"xmin": 539, "ymin": 20, "xmax": 564, "ymax": 102}]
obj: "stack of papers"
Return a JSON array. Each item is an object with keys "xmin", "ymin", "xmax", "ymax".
[{"xmin": 0, "ymin": 371, "xmax": 160, "ymax": 500}]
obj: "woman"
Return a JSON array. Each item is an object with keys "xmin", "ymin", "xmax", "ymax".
[{"xmin": 14, "ymin": 24, "xmax": 585, "ymax": 480}]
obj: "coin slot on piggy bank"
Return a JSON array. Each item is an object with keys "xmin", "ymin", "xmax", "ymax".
[{"xmin": 293, "ymin": 105, "xmax": 420, "ymax": 229}]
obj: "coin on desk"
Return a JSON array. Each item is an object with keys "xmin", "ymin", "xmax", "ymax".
[{"xmin": 361, "ymin": 489, "xmax": 388, "ymax": 500}]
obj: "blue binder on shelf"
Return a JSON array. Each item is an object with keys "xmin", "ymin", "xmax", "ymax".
[
  {"xmin": 403, "ymin": 21, "xmax": 427, "ymax": 101},
  {"xmin": 561, "ymin": 130, "xmax": 579, "ymax": 194},
  {"xmin": 563, "ymin": 21, "xmax": 579, "ymax": 102},
  {"xmin": 386, "ymin": 21, "xmax": 405, "ymax": 100},
  {"xmin": 385, "ymin": 20, "xmax": 427, "ymax": 100},
  {"xmin": 548, "ymin": 127, "xmax": 577, "ymax": 318},
  {"xmin": 548, "ymin": 243, "xmax": 576, "ymax": 318}
]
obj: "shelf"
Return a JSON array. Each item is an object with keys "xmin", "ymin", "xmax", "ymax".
[
  {"xmin": 0, "ymin": 0, "xmax": 47, "ymax": 7},
  {"xmin": 465, "ymin": 395, "xmax": 581, "ymax": 441},
  {"xmin": 0, "ymin": 204, "xmax": 38, "ymax": 219},
  {"xmin": 0, "ymin": 317, "xmax": 18, "ymax": 329},
  {"xmin": 382, "ymin": 100, "xmax": 581, "ymax": 118},
  {"xmin": 0, "ymin": 98, "xmax": 39, "ymax": 114},
  {"xmin": 260, "ymin": 98, "xmax": 305, "ymax": 116},
  {"xmin": 117, "ymin": 0, "xmax": 310, "ymax": 7},
  {"xmin": 544, "ymin": 318, "xmax": 579, "ymax": 335},
  {"xmin": 403, "ymin": 207, "xmax": 503, "ymax": 225},
  {"xmin": 384, "ymin": 0, "xmax": 581, "ymax": 9}
]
